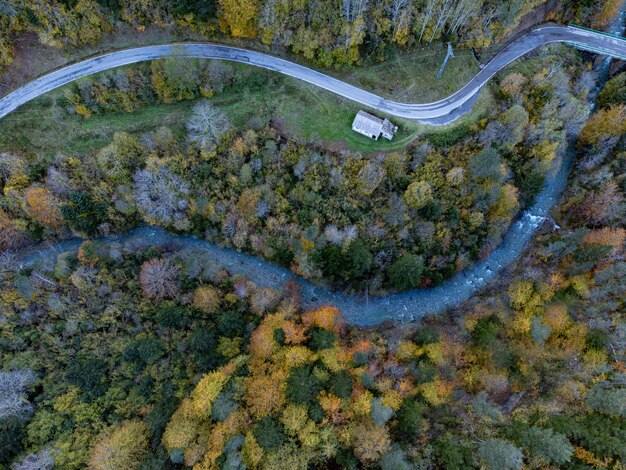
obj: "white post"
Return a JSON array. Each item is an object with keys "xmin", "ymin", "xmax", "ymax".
[{"xmin": 437, "ymin": 42, "xmax": 455, "ymax": 78}]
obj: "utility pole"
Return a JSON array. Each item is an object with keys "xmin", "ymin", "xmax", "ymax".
[{"xmin": 437, "ymin": 42, "xmax": 455, "ymax": 79}]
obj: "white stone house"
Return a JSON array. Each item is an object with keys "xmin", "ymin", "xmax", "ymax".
[{"xmin": 351, "ymin": 110, "xmax": 398, "ymax": 141}]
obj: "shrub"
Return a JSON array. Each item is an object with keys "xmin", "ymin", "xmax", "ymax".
[
  {"xmin": 0, "ymin": 208, "xmax": 25, "ymax": 250},
  {"xmin": 530, "ymin": 316, "xmax": 551, "ymax": 345},
  {"xmin": 388, "ymin": 254, "xmax": 424, "ymax": 290},
  {"xmin": 413, "ymin": 325, "xmax": 439, "ymax": 345},
  {"xmin": 586, "ymin": 329, "xmax": 608, "ymax": 351},
  {"xmin": 473, "ymin": 391, "xmax": 503, "ymax": 423},
  {"xmin": 469, "ymin": 148, "xmax": 504, "ymax": 183},
  {"xmin": 77, "ymin": 240, "xmax": 102, "ymax": 267}
]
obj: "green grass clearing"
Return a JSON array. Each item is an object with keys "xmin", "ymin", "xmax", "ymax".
[
  {"xmin": 0, "ymin": 62, "xmax": 492, "ymax": 156},
  {"xmin": 330, "ymin": 44, "xmax": 480, "ymax": 103}
]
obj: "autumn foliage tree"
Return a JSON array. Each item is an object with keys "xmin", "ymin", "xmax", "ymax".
[
  {"xmin": 0, "ymin": 208, "xmax": 24, "ymax": 250},
  {"xmin": 88, "ymin": 420, "xmax": 149, "ymax": 470},
  {"xmin": 218, "ymin": 0, "xmax": 259, "ymax": 37},
  {"xmin": 579, "ymin": 104, "xmax": 626, "ymax": 146},
  {"xmin": 24, "ymin": 186, "xmax": 64, "ymax": 228}
]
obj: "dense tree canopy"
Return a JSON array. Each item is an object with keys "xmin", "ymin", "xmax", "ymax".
[
  {"xmin": 0, "ymin": 2, "xmax": 624, "ymax": 469},
  {"xmin": 0, "ymin": 0, "xmax": 616, "ymax": 72}
]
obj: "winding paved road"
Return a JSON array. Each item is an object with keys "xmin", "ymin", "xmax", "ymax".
[{"xmin": 0, "ymin": 25, "xmax": 625, "ymax": 124}]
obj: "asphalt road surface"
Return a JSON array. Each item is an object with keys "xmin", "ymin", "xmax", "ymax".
[{"xmin": 0, "ymin": 25, "xmax": 624, "ymax": 125}]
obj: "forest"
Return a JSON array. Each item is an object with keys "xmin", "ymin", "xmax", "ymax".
[
  {"xmin": 0, "ymin": 47, "xmax": 596, "ymax": 293},
  {"xmin": 0, "ymin": 0, "xmax": 621, "ymax": 72},
  {"xmin": 0, "ymin": 94, "xmax": 624, "ymax": 467},
  {"xmin": 0, "ymin": 0, "xmax": 625, "ymax": 468}
]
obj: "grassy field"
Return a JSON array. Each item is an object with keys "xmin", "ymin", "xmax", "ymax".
[
  {"xmin": 331, "ymin": 44, "xmax": 480, "ymax": 103},
  {"xmin": 0, "ymin": 61, "xmax": 492, "ymax": 156}
]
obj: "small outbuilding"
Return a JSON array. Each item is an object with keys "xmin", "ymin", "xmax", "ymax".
[{"xmin": 351, "ymin": 110, "xmax": 398, "ymax": 141}]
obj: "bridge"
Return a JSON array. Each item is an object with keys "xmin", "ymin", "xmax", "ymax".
[{"xmin": 567, "ymin": 24, "xmax": 626, "ymax": 60}]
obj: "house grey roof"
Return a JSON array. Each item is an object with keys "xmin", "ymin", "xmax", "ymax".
[
  {"xmin": 352, "ymin": 110, "xmax": 384, "ymax": 136},
  {"xmin": 382, "ymin": 118, "xmax": 397, "ymax": 136}
]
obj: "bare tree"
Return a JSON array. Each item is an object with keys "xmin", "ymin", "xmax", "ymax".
[
  {"xmin": 341, "ymin": 0, "xmax": 369, "ymax": 49},
  {"xmin": 325, "ymin": 225, "xmax": 344, "ymax": 245},
  {"xmin": 12, "ymin": 448, "xmax": 56, "ymax": 470},
  {"xmin": 581, "ymin": 181, "xmax": 626, "ymax": 225},
  {"xmin": 388, "ymin": 0, "xmax": 412, "ymax": 37},
  {"xmin": 133, "ymin": 167, "xmax": 190, "ymax": 226},
  {"xmin": 342, "ymin": 0, "xmax": 368, "ymax": 23},
  {"xmin": 324, "ymin": 224, "xmax": 359, "ymax": 246},
  {"xmin": 418, "ymin": 0, "xmax": 439, "ymax": 43},
  {"xmin": 0, "ymin": 369, "xmax": 35, "ymax": 421},
  {"xmin": 207, "ymin": 60, "xmax": 234, "ymax": 92},
  {"xmin": 447, "ymin": 0, "xmax": 480, "ymax": 35},
  {"xmin": 429, "ymin": 0, "xmax": 454, "ymax": 42},
  {"xmin": 481, "ymin": 3, "xmax": 501, "ymax": 30},
  {"xmin": 250, "ymin": 287, "xmax": 280, "ymax": 316},
  {"xmin": 0, "ymin": 250, "xmax": 17, "ymax": 278},
  {"xmin": 187, "ymin": 100, "xmax": 231, "ymax": 150},
  {"xmin": 139, "ymin": 257, "xmax": 180, "ymax": 299},
  {"xmin": 0, "ymin": 152, "xmax": 27, "ymax": 184},
  {"xmin": 45, "ymin": 167, "xmax": 72, "ymax": 197},
  {"xmin": 258, "ymin": 0, "xmax": 280, "ymax": 44}
]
